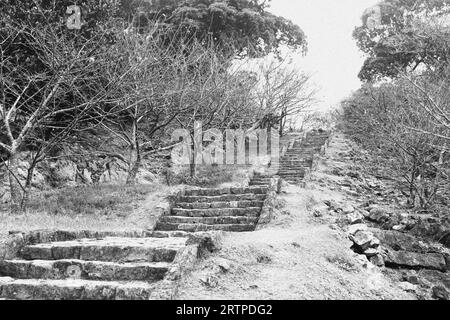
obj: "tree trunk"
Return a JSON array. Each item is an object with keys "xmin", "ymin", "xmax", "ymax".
[
  {"xmin": 126, "ymin": 120, "xmax": 141, "ymax": 185},
  {"xmin": 21, "ymin": 154, "xmax": 39, "ymax": 210},
  {"xmin": 408, "ymin": 156, "xmax": 418, "ymax": 207},
  {"xmin": 8, "ymin": 151, "xmax": 23, "ymax": 214},
  {"xmin": 126, "ymin": 135, "xmax": 142, "ymax": 186},
  {"xmin": 126, "ymin": 145, "xmax": 141, "ymax": 185}
]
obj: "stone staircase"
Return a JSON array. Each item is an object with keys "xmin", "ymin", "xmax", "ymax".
[
  {"xmin": 249, "ymin": 173, "xmax": 272, "ymax": 187},
  {"xmin": 154, "ymin": 187, "xmax": 268, "ymax": 233},
  {"xmin": 0, "ymin": 234, "xmax": 189, "ymax": 300},
  {"xmin": 0, "ymin": 129, "xmax": 330, "ymax": 300},
  {"xmin": 278, "ymin": 130, "xmax": 330, "ymax": 184}
]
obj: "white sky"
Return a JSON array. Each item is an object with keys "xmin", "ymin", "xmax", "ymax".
[{"xmin": 268, "ymin": 0, "xmax": 379, "ymax": 110}]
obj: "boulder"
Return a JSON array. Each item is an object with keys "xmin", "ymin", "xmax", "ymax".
[
  {"xmin": 215, "ymin": 258, "xmax": 231, "ymax": 273},
  {"xmin": 347, "ymin": 212, "xmax": 364, "ymax": 225},
  {"xmin": 367, "ymin": 208, "xmax": 391, "ymax": 224},
  {"xmin": 371, "ymin": 230, "xmax": 430, "ymax": 253},
  {"xmin": 341, "ymin": 204, "xmax": 355, "ymax": 214},
  {"xmin": 364, "ymin": 248, "xmax": 379, "ymax": 257},
  {"xmin": 370, "ymin": 254, "xmax": 385, "ymax": 267},
  {"xmin": 392, "ymin": 225, "xmax": 406, "ymax": 232},
  {"xmin": 348, "ymin": 224, "xmax": 368, "ymax": 236},
  {"xmin": 418, "ymin": 270, "xmax": 450, "ymax": 290},
  {"xmin": 432, "ymin": 286, "xmax": 449, "ymax": 300},
  {"xmin": 383, "ymin": 249, "xmax": 447, "ymax": 272},
  {"xmin": 350, "ymin": 231, "xmax": 380, "ymax": 252},
  {"xmin": 0, "ymin": 233, "xmax": 25, "ymax": 260},
  {"xmin": 439, "ymin": 231, "xmax": 450, "ymax": 249}
]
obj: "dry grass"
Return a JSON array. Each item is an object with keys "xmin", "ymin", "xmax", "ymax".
[
  {"xmin": 166, "ymin": 165, "xmax": 237, "ymax": 187},
  {"xmin": 0, "ymin": 184, "xmax": 168, "ymax": 234}
]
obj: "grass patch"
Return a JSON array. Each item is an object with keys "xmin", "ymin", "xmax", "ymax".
[
  {"xmin": 166, "ymin": 165, "xmax": 235, "ymax": 188},
  {"xmin": 0, "ymin": 184, "xmax": 164, "ymax": 234},
  {"xmin": 26, "ymin": 184, "xmax": 157, "ymax": 216}
]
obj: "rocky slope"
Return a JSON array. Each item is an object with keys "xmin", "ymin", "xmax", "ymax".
[{"xmin": 312, "ymin": 131, "xmax": 450, "ymax": 300}]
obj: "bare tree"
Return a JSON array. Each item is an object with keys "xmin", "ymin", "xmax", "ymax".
[
  {"xmin": 253, "ymin": 61, "xmax": 317, "ymax": 136},
  {"xmin": 0, "ymin": 21, "xmax": 132, "ymax": 212}
]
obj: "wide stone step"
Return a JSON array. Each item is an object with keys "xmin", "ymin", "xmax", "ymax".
[
  {"xmin": 150, "ymin": 231, "xmax": 192, "ymax": 238},
  {"xmin": 178, "ymin": 194, "xmax": 266, "ymax": 203},
  {"xmin": 286, "ymin": 154, "xmax": 313, "ymax": 157},
  {"xmin": 285, "ymin": 148, "xmax": 315, "ymax": 152},
  {"xmin": 249, "ymin": 181, "xmax": 271, "ymax": 186},
  {"xmin": 19, "ymin": 237, "xmax": 187, "ymax": 263},
  {"xmin": 283, "ymin": 158, "xmax": 312, "ymax": 162},
  {"xmin": 171, "ymin": 207, "xmax": 261, "ymax": 218},
  {"xmin": 249, "ymin": 182, "xmax": 270, "ymax": 186},
  {"xmin": 279, "ymin": 168, "xmax": 307, "ymax": 172},
  {"xmin": 0, "ymin": 277, "xmax": 157, "ymax": 300},
  {"xmin": 283, "ymin": 156, "xmax": 314, "ymax": 159},
  {"xmin": 159, "ymin": 216, "xmax": 258, "ymax": 225},
  {"xmin": 0, "ymin": 260, "xmax": 169, "ymax": 282},
  {"xmin": 278, "ymin": 172, "xmax": 306, "ymax": 176},
  {"xmin": 174, "ymin": 200, "xmax": 263, "ymax": 210},
  {"xmin": 184, "ymin": 187, "xmax": 267, "ymax": 197},
  {"xmin": 155, "ymin": 223, "xmax": 256, "ymax": 233}
]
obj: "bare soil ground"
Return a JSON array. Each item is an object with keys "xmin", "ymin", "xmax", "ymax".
[{"xmin": 176, "ymin": 132, "xmax": 415, "ymax": 300}]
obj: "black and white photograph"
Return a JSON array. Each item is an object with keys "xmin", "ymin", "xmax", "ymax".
[{"xmin": 0, "ymin": 0, "xmax": 449, "ymax": 306}]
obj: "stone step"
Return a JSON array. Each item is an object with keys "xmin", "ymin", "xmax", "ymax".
[
  {"xmin": 184, "ymin": 187, "xmax": 267, "ymax": 197},
  {"xmin": 282, "ymin": 156, "xmax": 314, "ymax": 159},
  {"xmin": 285, "ymin": 148, "xmax": 316, "ymax": 151},
  {"xmin": 171, "ymin": 207, "xmax": 261, "ymax": 218},
  {"xmin": 150, "ymin": 231, "xmax": 192, "ymax": 238},
  {"xmin": 278, "ymin": 175, "xmax": 306, "ymax": 179},
  {"xmin": 174, "ymin": 200, "xmax": 263, "ymax": 210},
  {"xmin": 278, "ymin": 171, "xmax": 306, "ymax": 176},
  {"xmin": 280, "ymin": 160, "xmax": 312, "ymax": 164},
  {"xmin": 19, "ymin": 237, "xmax": 187, "ymax": 263},
  {"xmin": 155, "ymin": 223, "xmax": 256, "ymax": 233},
  {"xmin": 249, "ymin": 182, "xmax": 270, "ymax": 186},
  {"xmin": 178, "ymin": 194, "xmax": 266, "ymax": 203},
  {"xmin": 159, "ymin": 216, "xmax": 258, "ymax": 225},
  {"xmin": 249, "ymin": 181, "xmax": 271, "ymax": 185},
  {"xmin": 0, "ymin": 260, "xmax": 169, "ymax": 282},
  {"xmin": 283, "ymin": 154, "xmax": 314, "ymax": 158},
  {"xmin": 0, "ymin": 277, "xmax": 157, "ymax": 300}
]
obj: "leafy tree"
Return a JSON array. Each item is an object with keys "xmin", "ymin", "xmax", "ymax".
[
  {"xmin": 353, "ymin": 0, "xmax": 450, "ymax": 81},
  {"xmin": 121, "ymin": 0, "xmax": 307, "ymax": 58}
]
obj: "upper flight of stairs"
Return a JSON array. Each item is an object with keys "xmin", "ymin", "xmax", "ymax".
[
  {"xmin": 0, "ymin": 235, "xmax": 188, "ymax": 300},
  {"xmin": 278, "ymin": 130, "xmax": 329, "ymax": 184},
  {"xmin": 154, "ymin": 187, "xmax": 268, "ymax": 233}
]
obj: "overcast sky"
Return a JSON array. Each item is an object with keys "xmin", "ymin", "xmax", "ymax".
[{"xmin": 268, "ymin": 0, "xmax": 379, "ymax": 111}]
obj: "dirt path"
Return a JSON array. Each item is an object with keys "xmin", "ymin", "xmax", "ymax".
[{"xmin": 176, "ymin": 133, "xmax": 415, "ymax": 300}]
